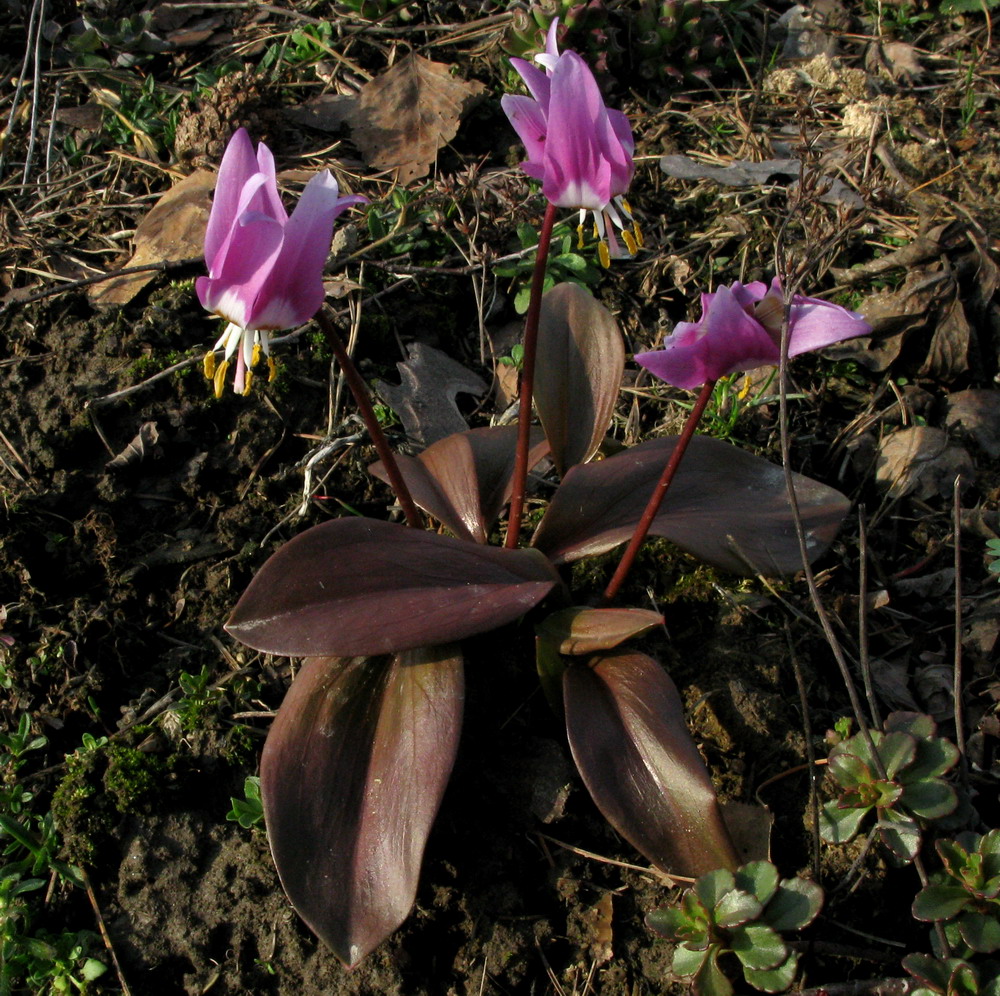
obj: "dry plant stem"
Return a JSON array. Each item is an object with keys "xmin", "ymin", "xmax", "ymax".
[
  {"xmin": 314, "ymin": 309, "xmax": 421, "ymax": 529},
  {"xmin": 953, "ymin": 474, "xmax": 968, "ymax": 786},
  {"xmin": 599, "ymin": 379, "xmax": 717, "ymax": 605},
  {"xmin": 858, "ymin": 507, "xmax": 882, "ymax": 728},
  {"xmin": 505, "ymin": 201, "xmax": 557, "ymax": 549},
  {"xmin": 787, "ymin": 622, "xmax": 822, "ymax": 881}
]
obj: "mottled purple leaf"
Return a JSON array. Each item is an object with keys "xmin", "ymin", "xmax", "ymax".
[
  {"xmin": 261, "ymin": 646, "xmax": 463, "ymax": 966},
  {"xmin": 369, "ymin": 426, "xmax": 549, "ymax": 544},
  {"xmin": 532, "ymin": 435, "xmax": 849, "ymax": 575},
  {"xmin": 536, "ymin": 607, "xmax": 663, "ymax": 655},
  {"xmin": 227, "ymin": 517, "xmax": 559, "ymax": 656},
  {"xmin": 534, "ymin": 283, "xmax": 624, "ymax": 474},
  {"xmin": 564, "ymin": 650, "xmax": 739, "ymax": 876}
]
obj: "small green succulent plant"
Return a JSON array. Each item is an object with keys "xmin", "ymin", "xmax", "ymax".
[
  {"xmin": 914, "ymin": 831, "xmax": 1000, "ymax": 957},
  {"xmin": 904, "ymin": 954, "xmax": 1000, "ymax": 996},
  {"xmin": 646, "ymin": 861, "xmax": 823, "ymax": 996},
  {"xmin": 820, "ymin": 712, "xmax": 959, "ymax": 862}
]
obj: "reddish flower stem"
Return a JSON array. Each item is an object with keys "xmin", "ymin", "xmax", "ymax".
[
  {"xmin": 505, "ymin": 202, "xmax": 558, "ymax": 549},
  {"xmin": 599, "ymin": 379, "xmax": 717, "ymax": 605},
  {"xmin": 315, "ymin": 309, "xmax": 422, "ymax": 529}
]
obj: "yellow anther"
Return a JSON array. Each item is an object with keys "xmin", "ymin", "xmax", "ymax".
[
  {"xmin": 633, "ymin": 222, "xmax": 644, "ymax": 248},
  {"xmin": 267, "ymin": 356, "xmax": 278, "ymax": 382},
  {"xmin": 203, "ymin": 351, "xmax": 216, "ymax": 380},
  {"xmin": 213, "ymin": 360, "xmax": 229, "ymax": 398},
  {"xmin": 251, "ymin": 343, "xmax": 262, "ymax": 368},
  {"xmin": 576, "ymin": 224, "xmax": 585, "ymax": 250},
  {"xmin": 621, "ymin": 229, "xmax": 638, "ymax": 255},
  {"xmin": 592, "ymin": 220, "xmax": 600, "ymax": 239},
  {"xmin": 242, "ymin": 370, "xmax": 253, "ymax": 395},
  {"xmin": 598, "ymin": 241, "xmax": 611, "ymax": 269},
  {"xmin": 738, "ymin": 375, "xmax": 752, "ymax": 400}
]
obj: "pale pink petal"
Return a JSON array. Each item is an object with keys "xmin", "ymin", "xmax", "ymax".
[
  {"xmin": 205, "ymin": 129, "xmax": 258, "ymax": 265},
  {"xmin": 248, "ymin": 172, "xmax": 366, "ymax": 330},
  {"xmin": 253, "ymin": 141, "xmax": 288, "ymax": 224},
  {"xmin": 728, "ymin": 280, "xmax": 770, "ymax": 310},
  {"xmin": 501, "ymin": 94, "xmax": 547, "ymax": 168},
  {"xmin": 509, "ymin": 57, "xmax": 550, "ymax": 107},
  {"xmin": 787, "ymin": 297, "xmax": 872, "ymax": 355}
]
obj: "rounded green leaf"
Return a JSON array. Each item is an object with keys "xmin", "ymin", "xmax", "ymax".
[
  {"xmin": 734, "ymin": 861, "xmax": 779, "ymax": 906},
  {"xmin": 696, "ymin": 869, "xmax": 738, "ymax": 911},
  {"xmin": 912, "ymin": 884, "xmax": 972, "ymax": 922},
  {"xmin": 819, "ymin": 798, "xmax": 869, "ymax": 844},
  {"xmin": 731, "ymin": 923, "xmax": 786, "ymax": 971},
  {"xmin": 743, "ymin": 951, "xmax": 798, "ymax": 993},
  {"xmin": 903, "ymin": 778, "xmax": 958, "ymax": 820},
  {"xmin": 646, "ymin": 907, "xmax": 694, "ymax": 941},
  {"xmin": 694, "ymin": 944, "xmax": 735, "ymax": 996},
  {"xmin": 878, "ymin": 731, "xmax": 918, "ymax": 780},
  {"xmin": 714, "ymin": 889, "xmax": 763, "ymax": 929},
  {"xmin": 673, "ymin": 941, "xmax": 711, "ymax": 978},
  {"xmin": 827, "ymin": 752, "xmax": 872, "ymax": 789},
  {"xmin": 764, "ymin": 877, "xmax": 824, "ymax": 931},
  {"xmin": 959, "ymin": 911, "xmax": 1000, "ymax": 953}
]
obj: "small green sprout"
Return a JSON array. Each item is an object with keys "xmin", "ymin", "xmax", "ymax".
[
  {"xmin": 497, "ymin": 344, "xmax": 525, "ymax": 371},
  {"xmin": 227, "ymin": 776, "xmax": 264, "ymax": 829},
  {"xmin": 820, "ymin": 712, "xmax": 959, "ymax": 862},
  {"xmin": 904, "ymin": 953, "xmax": 1000, "ymax": 996},
  {"xmin": 986, "ymin": 538, "xmax": 1000, "ymax": 580},
  {"xmin": 646, "ymin": 861, "xmax": 823, "ymax": 996},
  {"xmin": 913, "ymin": 831, "xmax": 1000, "ymax": 957}
]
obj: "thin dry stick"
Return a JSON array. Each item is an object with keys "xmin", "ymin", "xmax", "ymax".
[
  {"xmin": 858, "ymin": 507, "xmax": 882, "ymax": 728},
  {"xmin": 80, "ymin": 868, "xmax": 132, "ymax": 996},
  {"xmin": 953, "ymin": 474, "xmax": 968, "ymax": 789}
]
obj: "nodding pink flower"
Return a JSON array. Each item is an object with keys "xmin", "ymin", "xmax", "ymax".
[
  {"xmin": 634, "ymin": 278, "xmax": 871, "ymax": 390},
  {"xmin": 501, "ymin": 19, "xmax": 640, "ymax": 268},
  {"xmin": 197, "ymin": 128, "xmax": 366, "ymax": 396}
]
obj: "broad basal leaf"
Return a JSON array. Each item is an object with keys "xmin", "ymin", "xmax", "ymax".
[
  {"xmin": 532, "ymin": 435, "xmax": 849, "ymax": 575},
  {"xmin": 226, "ymin": 517, "xmax": 560, "ymax": 656},
  {"xmin": 261, "ymin": 647, "xmax": 463, "ymax": 966},
  {"xmin": 536, "ymin": 607, "xmax": 663, "ymax": 655},
  {"xmin": 534, "ymin": 283, "xmax": 625, "ymax": 474},
  {"xmin": 564, "ymin": 650, "xmax": 739, "ymax": 877},
  {"xmin": 370, "ymin": 426, "xmax": 549, "ymax": 544}
]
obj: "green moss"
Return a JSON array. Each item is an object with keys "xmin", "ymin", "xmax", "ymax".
[{"xmin": 103, "ymin": 745, "xmax": 165, "ymax": 812}]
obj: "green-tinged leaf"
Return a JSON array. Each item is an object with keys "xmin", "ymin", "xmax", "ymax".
[
  {"xmin": 730, "ymin": 922, "xmax": 786, "ymax": 971},
  {"xmin": 82, "ymin": 959, "xmax": 107, "ymax": 982},
  {"xmin": 536, "ymin": 606, "xmax": 663, "ymax": 656},
  {"xmin": 878, "ymin": 731, "xmax": 917, "ymax": 780},
  {"xmin": 646, "ymin": 906, "xmax": 694, "ymax": 940},
  {"xmin": 734, "ymin": 861, "xmax": 779, "ymax": 906},
  {"xmin": 952, "ymin": 962, "xmax": 981, "ymax": 996},
  {"xmin": 227, "ymin": 518, "xmax": 559, "ymax": 657},
  {"xmin": 533, "ymin": 282, "xmax": 625, "ymax": 474},
  {"xmin": 672, "ymin": 941, "xmax": 711, "ymax": 978},
  {"xmin": 535, "ymin": 633, "xmax": 566, "ymax": 717},
  {"xmin": 694, "ymin": 944, "xmax": 735, "ymax": 996},
  {"xmin": 695, "ymin": 869, "xmax": 737, "ymax": 910},
  {"xmin": 903, "ymin": 778, "xmax": 958, "ymax": 820},
  {"xmin": 903, "ymin": 953, "xmax": 958, "ymax": 992},
  {"xmin": 369, "ymin": 426, "xmax": 549, "ymax": 544},
  {"xmin": 714, "ymin": 889, "xmax": 762, "ymax": 929},
  {"xmin": 827, "ymin": 751, "xmax": 873, "ymax": 789},
  {"xmin": 260, "ymin": 646, "xmax": 464, "ymax": 966},
  {"xmin": 885, "ymin": 711, "xmax": 936, "ymax": 740},
  {"xmin": 913, "ymin": 884, "xmax": 972, "ymax": 922},
  {"xmin": 764, "ymin": 877, "xmax": 823, "ymax": 931},
  {"xmin": 939, "ymin": 838, "xmax": 973, "ymax": 879},
  {"xmin": 742, "ymin": 951, "xmax": 798, "ymax": 993},
  {"xmin": 878, "ymin": 808, "xmax": 921, "ymax": 862},
  {"xmin": 906, "ymin": 737, "xmax": 961, "ymax": 782},
  {"xmin": 959, "ymin": 912, "xmax": 1000, "ymax": 953},
  {"xmin": 532, "ymin": 435, "xmax": 849, "ymax": 576},
  {"xmin": 564, "ymin": 651, "xmax": 740, "ymax": 877},
  {"xmin": 819, "ymin": 799, "xmax": 869, "ymax": 843}
]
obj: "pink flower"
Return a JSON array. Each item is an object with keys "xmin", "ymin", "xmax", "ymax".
[
  {"xmin": 501, "ymin": 20, "xmax": 640, "ymax": 267},
  {"xmin": 197, "ymin": 128, "xmax": 366, "ymax": 395},
  {"xmin": 634, "ymin": 278, "xmax": 871, "ymax": 390}
]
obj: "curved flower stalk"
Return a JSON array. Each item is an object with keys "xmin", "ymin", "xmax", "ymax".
[
  {"xmin": 501, "ymin": 19, "xmax": 640, "ymax": 267},
  {"xmin": 197, "ymin": 128, "xmax": 366, "ymax": 396},
  {"xmin": 634, "ymin": 277, "xmax": 871, "ymax": 391}
]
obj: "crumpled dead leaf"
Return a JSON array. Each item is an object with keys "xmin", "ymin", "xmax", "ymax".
[
  {"xmin": 946, "ymin": 390, "xmax": 1000, "ymax": 458},
  {"xmin": 345, "ymin": 53, "xmax": 486, "ymax": 184},
  {"xmin": 90, "ymin": 170, "xmax": 214, "ymax": 307},
  {"xmin": 375, "ymin": 342, "xmax": 488, "ymax": 446},
  {"xmin": 876, "ymin": 426, "xmax": 973, "ymax": 499},
  {"xmin": 107, "ymin": 422, "xmax": 161, "ymax": 470},
  {"xmin": 659, "ymin": 154, "xmax": 863, "ymax": 209},
  {"xmin": 920, "ymin": 293, "xmax": 971, "ymax": 380}
]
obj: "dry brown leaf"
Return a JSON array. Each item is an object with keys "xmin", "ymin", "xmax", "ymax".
[
  {"xmin": 345, "ymin": 53, "xmax": 486, "ymax": 184},
  {"xmin": 920, "ymin": 293, "xmax": 970, "ymax": 379},
  {"xmin": 107, "ymin": 422, "xmax": 161, "ymax": 470},
  {"xmin": 90, "ymin": 170, "xmax": 214, "ymax": 307},
  {"xmin": 946, "ymin": 389, "xmax": 1000, "ymax": 458},
  {"xmin": 875, "ymin": 426, "xmax": 973, "ymax": 499}
]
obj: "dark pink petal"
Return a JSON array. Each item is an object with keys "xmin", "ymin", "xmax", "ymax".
[
  {"xmin": 204, "ymin": 128, "xmax": 258, "ymax": 266},
  {"xmin": 248, "ymin": 172, "xmax": 365, "ymax": 330},
  {"xmin": 508, "ymin": 57, "xmax": 550, "ymax": 107},
  {"xmin": 500, "ymin": 94, "xmax": 548, "ymax": 169},
  {"xmin": 543, "ymin": 51, "xmax": 613, "ymax": 209},
  {"xmin": 636, "ymin": 285, "xmax": 779, "ymax": 390},
  {"xmin": 729, "ymin": 279, "xmax": 770, "ymax": 309}
]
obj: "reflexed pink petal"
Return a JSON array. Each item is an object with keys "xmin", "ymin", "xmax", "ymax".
[
  {"xmin": 728, "ymin": 279, "xmax": 770, "ymax": 310},
  {"xmin": 787, "ymin": 297, "xmax": 871, "ymax": 355},
  {"xmin": 249, "ymin": 172, "xmax": 366, "ymax": 330},
  {"xmin": 205, "ymin": 129, "xmax": 258, "ymax": 266},
  {"xmin": 253, "ymin": 141, "xmax": 287, "ymax": 224},
  {"xmin": 500, "ymin": 94, "xmax": 547, "ymax": 168},
  {"xmin": 509, "ymin": 57, "xmax": 551, "ymax": 108}
]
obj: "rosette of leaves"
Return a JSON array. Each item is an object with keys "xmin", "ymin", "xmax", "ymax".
[
  {"xmin": 904, "ymin": 954, "xmax": 1000, "ymax": 996},
  {"xmin": 820, "ymin": 712, "xmax": 959, "ymax": 862},
  {"xmin": 504, "ymin": 1, "xmax": 615, "ymax": 67},
  {"xmin": 225, "ymin": 283, "xmax": 852, "ymax": 966},
  {"xmin": 634, "ymin": 0, "xmax": 725, "ymax": 82},
  {"xmin": 913, "ymin": 831, "xmax": 1000, "ymax": 957},
  {"xmin": 646, "ymin": 861, "xmax": 823, "ymax": 996}
]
